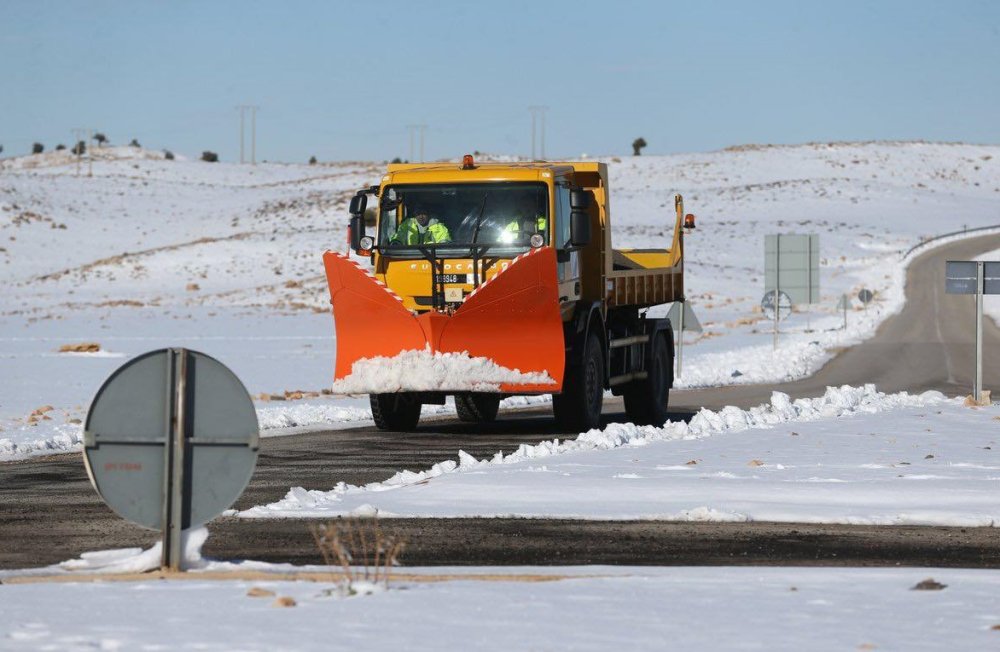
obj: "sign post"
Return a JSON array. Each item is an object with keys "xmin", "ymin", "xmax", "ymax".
[
  {"xmin": 667, "ymin": 300, "xmax": 702, "ymax": 377},
  {"xmin": 836, "ymin": 294, "xmax": 851, "ymax": 330},
  {"xmin": 765, "ymin": 233, "xmax": 819, "ymax": 349},
  {"xmin": 945, "ymin": 261, "xmax": 999, "ymax": 403},
  {"xmin": 858, "ymin": 288, "xmax": 874, "ymax": 314},
  {"xmin": 84, "ymin": 348, "xmax": 259, "ymax": 571}
]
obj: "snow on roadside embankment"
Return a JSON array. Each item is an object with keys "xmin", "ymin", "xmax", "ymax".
[
  {"xmin": 243, "ymin": 385, "xmax": 1000, "ymax": 526},
  {"xmin": 4, "ymin": 566, "xmax": 1000, "ymax": 651},
  {"xmin": 0, "ymin": 399, "xmax": 380, "ymax": 461}
]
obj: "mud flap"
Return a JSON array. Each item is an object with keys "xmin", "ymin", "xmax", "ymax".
[{"xmin": 322, "ymin": 248, "xmax": 564, "ymax": 393}]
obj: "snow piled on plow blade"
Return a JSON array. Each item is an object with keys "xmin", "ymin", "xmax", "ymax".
[{"xmin": 330, "ymin": 347, "xmax": 556, "ymax": 394}]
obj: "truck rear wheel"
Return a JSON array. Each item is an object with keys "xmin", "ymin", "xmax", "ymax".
[
  {"xmin": 553, "ymin": 331, "xmax": 604, "ymax": 432},
  {"xmin": 455, "ymin": 393, "xmax": 501, "ymax": 423},
  {"xmin": 370, "ymin": 393, "xmax": 421, "ymax": 431},
  {"xmin": 623, "ymin": 334, "xmax": 672, "ymax": 426}
]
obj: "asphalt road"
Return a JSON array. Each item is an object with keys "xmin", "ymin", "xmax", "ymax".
[{"xmin": 2, "ymin": 233, "xmax": 998, "ymax": 570}]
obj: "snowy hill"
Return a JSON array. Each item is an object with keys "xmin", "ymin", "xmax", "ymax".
[{"xmin": 1, "ymin": 142, "xmax": 998, "ymax": 458}]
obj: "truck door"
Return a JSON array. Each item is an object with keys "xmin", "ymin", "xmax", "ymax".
[{"xmin": 555, "ymin": 182, "xmax": 581, "ymax": 295}]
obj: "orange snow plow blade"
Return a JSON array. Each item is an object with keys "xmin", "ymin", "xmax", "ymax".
[{"xmin": 322, "ymin": 247, "xmax": 564, "ymax": 393}]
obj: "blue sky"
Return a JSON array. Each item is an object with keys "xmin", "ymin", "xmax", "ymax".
[{"xmin": 2, "ymin": 0, "xmax": 998, "ymax": 162}]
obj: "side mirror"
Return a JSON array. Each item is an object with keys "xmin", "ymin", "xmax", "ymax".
[
  {"xmin": 570, "ymin": 209, "xmax": 591, "ymax": 247},
  {"xmin": 570, "ymin": 189, "xmax": 590, "ymax": 210},
  {"xmin": 349, "ymin": 193, "xmax": 368, "ymax": 217},
  {"xmin": 349, "ymin": 214, "xmax": 365, "ymax": 252}
]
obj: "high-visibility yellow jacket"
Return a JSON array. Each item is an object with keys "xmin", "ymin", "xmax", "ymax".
[
  {"xmin": 390, "ymin": 218, "xmax": 452, "ymax": 245},
  {"xmin": 503, "ymin": 215, "xmax": 548, "ymax": 234}
]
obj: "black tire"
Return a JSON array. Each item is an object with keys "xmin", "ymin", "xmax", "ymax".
[
  {"xmin": 623, "ymin": 334, "xmax": 672, "ymax": 426},
  {"xmin": 553, "ymin": 331, "xmax": 604, "ymax": 432},
  {"xmin": 455, "ymin": 393, "xmax": 501, "ymax": 423},
  {"xmin": 370, "ymin": 393, "xmax": 421, "ymax": 431}
]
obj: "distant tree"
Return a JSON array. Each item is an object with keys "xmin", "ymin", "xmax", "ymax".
[
  {"xmin": 129, "ymin": 138, "xmax": 141, "ymax": 148},
  {"xmin": 32, "ymin": 142, "xmax": 44, "ymax": 154},
  {"xmin": 55, "ymin": 144, "xmax": 66, "ymax": 151},
  {"xmin": 308, "ymin": 155, "xmax": 317, "ymax": 165},
  {"xmin": 201, "ymin": 151, "xmax": 219, "ymax": 162},
  {"xmin": 72, "ymin": 141, "xmax": 86, "ymax": 155},
  {"xmin": 94, "ymin": 133, "xmax": 107, "ymax": 147},
  {"xmin": 390, "ymin": 157, "xmax": 403, "ymax": 164},
  {"xmin": 163, "ymin": 150, "xmax": 174, "ymax": 160},
  {"xmin": 0, "ymin": 144, "xmax": 4, "ymax": 154},
  {"xmin": 632, "ymin": 137, "xmax": 647, "ymax": 156}
]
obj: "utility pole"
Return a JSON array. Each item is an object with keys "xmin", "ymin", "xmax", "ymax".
[
  {"xmin": 71, "ymin": 128, "xmax": 87, "ymax": 176},
  {"xmin": 418, "ymin": 124, "xmax": 426, "ymax": 162},
  {"xmin": 528, "ymin": 106, "xmax": 548, "ymax": 159},
  {"xmin": 87, "ymin": 129, "xmax": 94, "ymax": 177},
  {"xmin": 236, "ymin": 105, "xmax": 259, "ymax": 164},
  {"xmin": 406, "ymin": 125, "xmax": 418, "ymax": 162}
]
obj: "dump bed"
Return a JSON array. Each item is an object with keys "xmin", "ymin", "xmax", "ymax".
[{"xmin": 568, "ymin": 161, "xmax": 685, "ymax": 310}]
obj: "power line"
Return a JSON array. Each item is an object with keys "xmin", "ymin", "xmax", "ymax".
[
  {"xmin": 406, "ymin": 123, "xmax": 428, "ymax": 162},
  {"xmin": 236, "ymin": 105, "xmax": 259, "ymax": 164},
  {"xmin": 528, "ymin": 106, "xmax": 548, "ymax": 159},
  {"xmin": 70, "ymin": 128, "xmax": 92, "ymax": 177}
]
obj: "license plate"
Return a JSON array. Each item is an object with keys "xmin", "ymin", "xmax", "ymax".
[{"xmin": 439, "ymin": 274, "xmax": 462, "ymax": 284}]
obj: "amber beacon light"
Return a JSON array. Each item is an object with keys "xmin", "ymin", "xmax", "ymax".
[{"xmin": 462, "ymin": 154, "xmax": 475, "ymax": 169}]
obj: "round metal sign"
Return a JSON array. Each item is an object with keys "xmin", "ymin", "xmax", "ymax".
[
  {"xmin": 761, "ymin": 290, "xmax": 792, "ymax": 321},
  {"xmin": 83, "ymin": 349, "xmax": 259, "ymax": 530},
  {"xmin": 858, "ymin": 288, "xmax": 874, "ymax": 305}
]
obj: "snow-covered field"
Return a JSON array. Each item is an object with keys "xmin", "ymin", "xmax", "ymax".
[
  {"xmin": 243, "ymin": 385, "xmax": 1000, "ymax": 525},
  {"xmin": 4, "ymin": 565, "xmax": 1000, "ymax": 652},
  {"xmin": 2, "ymin": 142, "xmax": 999, "ymax": 459}
]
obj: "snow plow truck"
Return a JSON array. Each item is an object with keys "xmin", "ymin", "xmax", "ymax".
[{"xmin": 323, "ymin": 155, "xmax": 692, "ymax": 432}]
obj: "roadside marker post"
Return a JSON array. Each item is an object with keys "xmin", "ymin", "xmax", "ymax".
[
  {"xmin": 667, "ymin": 300, "xmax": 702, "ymax": 378},
  {"xmin": 946, "ymin": 261, "xmax": 999, "ymax": 403},
  {"xmin": 836, "ymin": 294, "xmax": 851, "ymax": 330},
  {"xmin": 84, "ymin": 348, "xmax": 259, "ymax": 571},
  {"xmin": 760, "ymin": 289, "xmax": 791, "ymax": 350}
]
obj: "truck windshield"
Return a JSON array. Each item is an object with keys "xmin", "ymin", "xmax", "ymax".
[{"xmin": 377, "ymin": 182, "xmax": 548, "ymax": 255}]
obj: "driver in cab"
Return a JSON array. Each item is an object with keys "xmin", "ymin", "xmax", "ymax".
[{"xmin": 390, "ymin": 201, "xmax": 451, "ymax": 245}]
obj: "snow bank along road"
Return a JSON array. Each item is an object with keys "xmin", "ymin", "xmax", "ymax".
[{"xmin": 2, "ymin": 234, "xmax": 999, "ymax": 569}]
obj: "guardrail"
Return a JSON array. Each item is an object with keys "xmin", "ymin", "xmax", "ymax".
[{"xmin": 902, "ymin": 223, "xmax": 1000, "ymax": 260}]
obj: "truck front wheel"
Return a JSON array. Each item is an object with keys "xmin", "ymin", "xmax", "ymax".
[
  {"xmin": 623, "ymin": 334, "xmax": 672, "ymax": 426},
  {"xmin": 553, "ymin": 331, "xmax": 604, "ymax": 432},
  {"xmin": 370, "ymin": 393, "xmax": 421, "ymax": 431},
  {"xmin": 455, "ymin": 393, "xmax": 501, "ymax": 423}
]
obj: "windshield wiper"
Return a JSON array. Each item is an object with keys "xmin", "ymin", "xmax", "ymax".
[
  {"xmin": 469, "ymin": 192, "xmax": 490, "ymax": 288},
  {"xmin": 470, "ymin": 192, "xmax": 490, "ymax": 246}
]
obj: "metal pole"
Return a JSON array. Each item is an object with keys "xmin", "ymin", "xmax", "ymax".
[
  {"xmin": 251, "ymin": 107, "xmax": 256, "ymax": 165},
  {"xmin": 677, "ymin": 299, "xmax": 684, "ymax": 378},
  {"xmin": 87, "ymin": 129, "xmax": 93, "ymax": 178},
  {"xmin": 540, "ymin": 109, "xmax": 546, "ymax": 159},
  {"xmin": 162, "ymin": 348, "xmax": 187, "ymax": 571},
  {"xmin": 72, "ymin": 128, "xmax": 84, "ymax": 176},
  {"xmin": 773, "ymin": 235, "xmax": 780, "ymax": 350},
  {"xmin": 239, "ymin": 107, "xmax": 245, "ymax": 164},
  {"xmin": 419, "ymin": 124, "xmax": 426, "ymax": 162},
  {"xmin": 530, "ymin": 109, "xmax": 536, "ymax": 159},
  {"xmin": 407, "ymin": 125, "xmax": 415, "ymax": 162},
  {"xmin": 975, "ymin": 262, "xmax": 984, "ymax": 402}
]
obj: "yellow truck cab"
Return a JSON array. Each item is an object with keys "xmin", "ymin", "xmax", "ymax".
[{"xmin": 326, "ymin": 154, "xmax": 689, "ymax": 432}]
